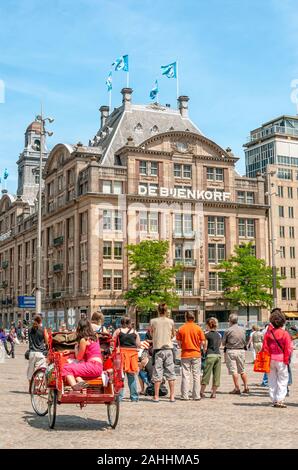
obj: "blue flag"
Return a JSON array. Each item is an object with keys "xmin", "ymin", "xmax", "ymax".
[
  {"xmin": 112, "ymin": 55, "xmax": 129, "ymax": 72},
  {"xmin": 3, "ymin": 168, "xmax": 8, "ymax": 180},
  {"xmin": 106, "ymin": 71, "xmax": 112, "ymax": 91},
  {"xmin": 150, "ymin": 80, "xmax": 159, "ymax": 100},
  {"xmin": 161, "ymin": 61, "xmax": 177, "ymax": 79}
]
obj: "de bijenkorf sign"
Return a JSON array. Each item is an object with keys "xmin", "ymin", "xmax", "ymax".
[{"xmin": 18, "ymin": 296, "xmax": 36, "ymax": 308}]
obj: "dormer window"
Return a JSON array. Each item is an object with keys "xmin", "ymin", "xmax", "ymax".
[
  {"xmin": 151, "ymin": 125, "xmax": 159, "ymax": 133},
  {"xmin": 134, "ymin": 123, "xmax": 143, "ymax": 132}
]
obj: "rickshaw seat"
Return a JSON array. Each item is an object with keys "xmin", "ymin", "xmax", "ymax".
[{"xmin": 85, "ymin": 377, "xmax": 103, "ymax": 386}]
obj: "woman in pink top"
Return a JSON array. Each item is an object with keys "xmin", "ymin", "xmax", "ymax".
[
  {"xmin": 262, "ymin": 309, "xmax": 293, "ymax": 408},
  {"xmin": 62, "ymin": 319, "xmax": 103, "ymax": 390}
]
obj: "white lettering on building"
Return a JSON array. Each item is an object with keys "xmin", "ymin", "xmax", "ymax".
[{"xmin": 138, "ymin": 185, "xmax": 231, "ymax": 202}]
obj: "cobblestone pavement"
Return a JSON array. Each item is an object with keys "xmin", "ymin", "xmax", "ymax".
[{"xmin": 0, "ymin": 344, "xmax": 298, "ymax": 449}]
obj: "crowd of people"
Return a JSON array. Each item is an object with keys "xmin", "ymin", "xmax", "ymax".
[{"xmin": 4, "ymin": 304, "xmax": 296, "ymax": 409}]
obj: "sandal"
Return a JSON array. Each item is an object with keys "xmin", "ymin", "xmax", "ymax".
[
  {"xmin": 274, "ymin": 402, "xmax": 287, "ymax": 408},
  {"xmin": 200, "ymin": 392, "xmax": 206, "ymax": 399},
  {"xmin": 229, "ymin": 389, "xmax": 241, "ymax": 395},
  {"xmin": 243, "ymin": 388, "xmax": 250, "ymax": 394},
  {"xmin": 72, "ymin": 381, "xmax": 88, "ymax": 391},
  {"xmin": 210, "ymin": 393, "xmax": 216, "ymax": 399}
]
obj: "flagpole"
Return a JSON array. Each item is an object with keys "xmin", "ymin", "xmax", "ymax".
[
  {"xmin": 109, "ymin": 89, "xmax": 112, "ymax": 110},
  {"xmin": 176, "ymin": 60, "xmax": 179, "ymax": 99},
  {"xmin": 126, "ymin": 71, "xmax": 129, "ymax": 88}
]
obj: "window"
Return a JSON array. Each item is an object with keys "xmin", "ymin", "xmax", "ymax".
[
  {"xmin": 80, "ymin": 211, "xmax": 88, "ymax": 234},
  {"xmin": 114, "ymin": 211, "xmax": 122, "ymax": 231},
  {"xmin": 58, "ymin": 175, "xmax": 63, "ymax": 192},
  {"xmin": 238, "ymin": 219, "xmax": 255, "ymax": 238},
  {"xmin": 174, "ymin": 163, "xmax": 192, "ymax": 179},
  {"xmin": 139, "ymin": 160, "xmax": 158, "ymax": 176},
  {"xmin": 174, "ymin": 213, "xmax": 193, "ymax": 235},
  {"xmin": 282, "ymin": 288, "xmax": 296, "ymax": 300},
  {"xmin": 175, "ymin": 272, "xmax": 183, "ymax": 290},
  {"xmin": 80, "ymin": 242, "xmax": 87, "ymax": 262},
  {"xmin": 277, "ymin": 186, "xmax": 284, "ymax": 198},
  {"xmin": 291, "ymin": 267, "xmax": 296, "ymax": 279},
  {"xmin": 206, "ymin": 167, "xmax": 224, "ymax": 181},
  {"xmin": 149, "ymin": 213, "xmax": 158, "ymax": 233},
  {"xmin": 208, "ymin": 244, "xmax": 216, "ymax": 263},
  {"xmin": 183, "ymin": 165, "xmax": 192, "ymax": 178},
  {"xmin": 208, "ymin": 244, "xmax": 225, "ymax": 263},
  {"xmin": 175, "ymin": 245, "xmax": 183, "ymax": 259},
  {"xmin": 280, "ymin": 246, "xmax": 286, "ymax": 258},
  {"xmin": 103, "ymin": 210, "xmax": 112, "ymax": 230},
  {"xmin": 103, "ymin": 242, "xmax": 112, "ymax": 259},
  {"xmin": 184, "ymin": 272, "xmax": 193, "ymax": 291},
  {"xmin": 114, "ymin": 242, "xmax": 123, "ymax": 260},
  {"xmin": 114, "ymin": 270, "xmax": 123, "ymax": 290},
  {"xmin": 238, "ymin": 219, "xmax": 246, "ymax": 237},
  {"xmin": 114, "ymin": 181, "xmax": 123, "ymax": 195},
  {"xmin": 208, "ymin": 272, "xmax": 217, "ymax": 291},
  {"xmin": 140, "ymin": 212, "xmax": 148, "ymax": 232},
  {"xmin": 279, "ymin": 226, "xmax": 285, "ymax": 238},
  {"xmin": 289, "ymin": 207, "xmax": 294, "ymax": 218},
  {"xmin": 174, "ymin": 164, "xmax": 182, "ymax": 178},
  {"xmin": 237, "ymin": 192, "xmax": 245, "ymax": 204},
  {"xmin": 280, "ymin": 267, "xmax": 286, "ymax": 277},
  {"xmin": 150, "ymin": 162, "xmax": 158, "ymax": 176},
  {"xmin": 140, "ymin": 161, "xmax": 148, "ymax": 175},
  {"xmin": 290, "ymin": 246, "xmax": 296, "ymax": 259},
  {"xmin": 289, "ymin": 226, "xmax": 295, "ymax": 238},
  {"xmin": 288, "ymin": 187, "xmax": 293, "ymax": 198},
  {"xmin": 246, "ymin": 192, "xmax": 254, "ymax": 204},
  {"xmin": 102, "ymin": 181, "xmax": 112, "ymax": 194},
  {"xmin": 278, "ymin": 206, "xmax": 284, "ymax": 217},
  {"xmin": 103, "ymin": 270, "xmax": 112, "ymax": 290},
  {"xmin": 208, "ymin": 216, "xmax": 225, "ymax": 236}
]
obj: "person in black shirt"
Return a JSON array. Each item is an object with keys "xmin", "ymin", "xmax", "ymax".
[
  {"xmin": 200, "ymin": 317, "xmax": 222, "ymax": 399},
  {"xmin": 27, "ymin": 315, "xmax": 48, "ymax": 382}
]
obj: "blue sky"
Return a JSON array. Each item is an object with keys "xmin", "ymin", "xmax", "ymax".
[{"xmin": 1, "ymin": 0, "xmax": 298, "ymax": 193}]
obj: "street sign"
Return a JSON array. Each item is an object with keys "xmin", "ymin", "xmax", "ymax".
[{"xmin": 18, "ymin": 296, "xmax": 36, "ymax": 309}]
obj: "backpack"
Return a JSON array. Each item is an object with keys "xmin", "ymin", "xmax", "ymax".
[{"xmin": 145, "ymin": 383, "xmax": 168, "ymax": 397}]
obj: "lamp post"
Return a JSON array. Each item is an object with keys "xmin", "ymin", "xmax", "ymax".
[{"xmin": 34, "ymin": 110, "xmax": 54, "ymax": 315}]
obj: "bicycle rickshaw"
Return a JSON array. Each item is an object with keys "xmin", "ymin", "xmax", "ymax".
[{"xmin": 30, "ymin": 330, "xmax": 123, "ymax": 429}]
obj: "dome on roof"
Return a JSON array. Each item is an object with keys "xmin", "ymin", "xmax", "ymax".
[{"xmin": 26, "ymin": 121, "xmax": 42, "ymax": 133}]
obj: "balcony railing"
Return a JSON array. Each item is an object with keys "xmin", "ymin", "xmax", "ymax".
[
  {"xmin": 248, "ymin": 125, "xmax": 298, "ymax": 143},
  {"xmin": 2, "ymin": 261, "xmax": 9, "ymax": 269},
  {"xmin": 173, "ymin": 231, "xmax": 196, "ymax": 239},
  {"xmin": 175, "ymin": 289, "xmax": 200, "ymax": 297},
  {"xmin": 53, "ymin": 263, "xmax": 64, "ymax": 272},
  {"xmin": 53, "ymin": 236, "xmax": 64, "ymax": 247},
  {"xmin": 173, "ymin": 259, "xmax": 197, "ymax": 267}
]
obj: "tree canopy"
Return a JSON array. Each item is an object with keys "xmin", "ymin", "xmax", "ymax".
[
  {"xmin": 217, "ymin": 243, "xmax": 282, "ymax": 318},
  {"xmin": 124, "ymin": 240, "xmax": 179, "ymax": 314}
]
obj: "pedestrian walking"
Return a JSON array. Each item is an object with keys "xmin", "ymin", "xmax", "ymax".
[
  {"xmin": 176, "ymin": 311, "xmax": 206, "ymax": 400},
  {"xmin": 0, "ymin": 328, "xmax": 10, "ymax": 357},
  {"xmin": 27, "ymin": 316, "xmax": 48, "ymax": 382},
  {"xmin": 149, "ymin": 303, "xmax": 176, "ymax": 402},
  {"xmin": 7, "ymin": 326, "xmax": 17, "ymax": 358},
  {"xmin": 200, "ymin": 317, "xmax": 222, "ymax": 399},
  {"xmin": 247, "ymin": 325, "xmax": 263, "ymax": 361},
  {"xmin": 113, "ymin": 316, "xmax": 141, "ymax": 402},
  {"xmin": 223, "ymin": 313, "xmax": 249, "ymax": 395},
  {"xmin": 262, "ymin": 309, "xmax": 293, "ymax": 408}
]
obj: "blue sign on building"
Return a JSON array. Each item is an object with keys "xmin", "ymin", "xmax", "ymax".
[{"xmin": 18, "ymin": 296, "xmax": 36, "ymax": 308}]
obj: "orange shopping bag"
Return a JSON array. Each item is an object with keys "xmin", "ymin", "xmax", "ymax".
[{"xmin": 253, "ymin": 351, "xmax": 271, "ymax": 373}]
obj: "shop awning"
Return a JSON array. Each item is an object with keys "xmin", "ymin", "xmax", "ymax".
[{"xmin": 284, "ymin": 312, "xmax": 298, "ymax": 318}]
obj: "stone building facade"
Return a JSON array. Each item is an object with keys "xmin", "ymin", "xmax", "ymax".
[{"xmin": 0, "ymin": 89, "xmax": 269, "ymax": 328}]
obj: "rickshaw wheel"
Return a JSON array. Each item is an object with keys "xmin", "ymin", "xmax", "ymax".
[
  {"xmin": 30, "ymin": 367, "xmax": 48, "ymax": 416},
  {"xmin": 107, "ymin": 395, "xmax": 120, "ymax": 429},
  {"xmin": 48, "ymin": 389, "xmax": 57, "ymax": 429}
]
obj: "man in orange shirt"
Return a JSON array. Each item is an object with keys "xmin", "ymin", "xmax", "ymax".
[{"xmin": 176, "ymin": 311, "xmax": 206, "ymax": 400}]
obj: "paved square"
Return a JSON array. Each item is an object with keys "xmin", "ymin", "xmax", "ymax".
[{"xmin": 0, "ymin": 344, "xmax": 297, "ymax": 449}]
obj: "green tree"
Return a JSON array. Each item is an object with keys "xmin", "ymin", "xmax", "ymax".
[
  {"xmin": 217, "ymin": 243, "xmax": 282, "ymax": 322},
  {"xmin": 124, "ymin": 240, "xmax": 179, "ymax": 323}
]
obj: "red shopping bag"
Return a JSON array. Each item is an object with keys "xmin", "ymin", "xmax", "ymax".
[{"xmin": 253, "ymin": 351, "xmax": 271, "ymax": 373}]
